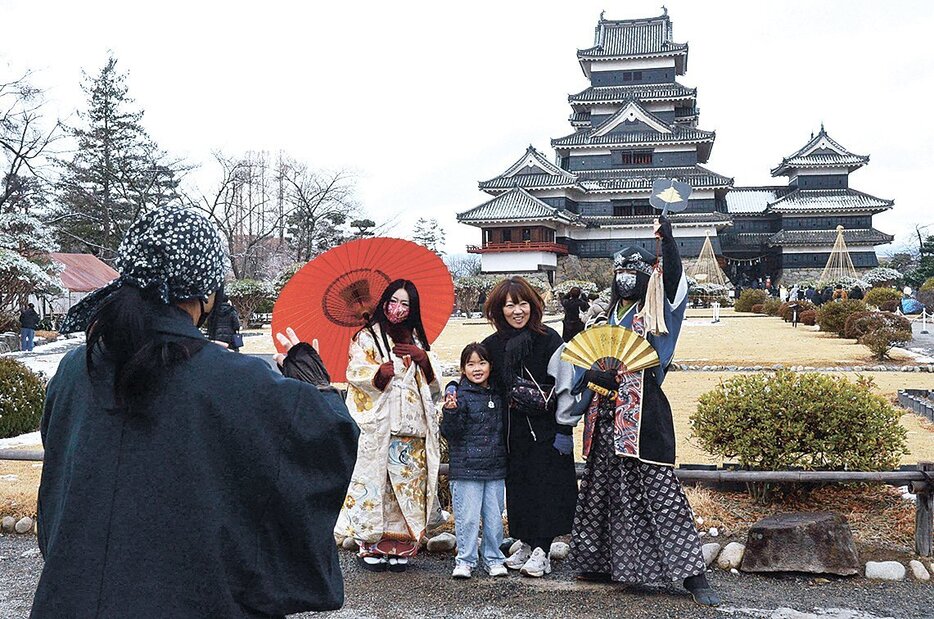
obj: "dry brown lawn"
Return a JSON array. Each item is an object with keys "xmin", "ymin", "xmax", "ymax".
[{"xmin": 6, "ymin": 309, "xmax": 933, "ymax": 518}]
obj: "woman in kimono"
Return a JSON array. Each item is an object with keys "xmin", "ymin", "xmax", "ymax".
[
  {"xmin": 33, "ymin": 207, "xmax": 359, "ymax": 618},
  {"xmin": 550, "ymin": 215, "xmax": 721, "ymax": 606},
  {"xmin": 336, "ymin": 279, "xmax": 442, "ymax": 572}
]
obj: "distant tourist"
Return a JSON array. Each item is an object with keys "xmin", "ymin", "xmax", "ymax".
[
  {"xmin": 206, "ymin": 291, "xmax": 243, "ymax": 352},
  {"xmin": 482, "ymin": 276, "xmax": 576, "ymax": 578},
  {"xmin": 34, "ymin": 206, "xmax": 359, "ymax": 617},
  {"xmin": 550, "ymin": 214, "xmax": 720, "ymax": 606},
  {"xmin": 336, "ymin": 280, "xmax": 442, "ymax": 573},
  {"xmin": 832, "ymin": 284, "xmax": 848, "ymax": 301},
  {"xmin": 804, "ymin": 285, "xmax": 816, "ymax": 303},
  {"xmin": 849, "ymin": 285, "xmax": 864, "ymax": 300},
  {"xmin": 583, "ymin": 292, "xmax": 609, "ymax": 327},
  {"xmin": 560, "ymin": 286, "xmax": 590, "ymax": 342},
  {"xmin": 441, "ymin": 343, "xmax": 508, "ymax": 579},
  {"xmin": 18, "ymin": 303, "xmax": 40, "ymax": 351}
]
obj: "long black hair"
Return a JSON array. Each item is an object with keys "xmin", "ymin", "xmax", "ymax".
[
  {"xmin": 86, "ymin": 286, "xmax": 207, "ymax": 412},
  {"xmin": 363, "ymin": 279, "xmax": 430, "ymax": 356}
]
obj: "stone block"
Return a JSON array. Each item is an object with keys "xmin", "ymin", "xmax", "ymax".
[
  {"xmin": 717, "ymin": 542, "xmax": 745, "ymax": 570},
  {"xmin": 14, "ymin": 516, "xmax": 33, "ymax": 534},
  {"xmin": 740, "ymin": 512, "xmax": 859, "ymax": 576}
]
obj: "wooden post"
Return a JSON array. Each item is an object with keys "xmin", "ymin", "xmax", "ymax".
[{"xmin": 917, "ymin": 462, "xmax": 933, "ymax": 557}]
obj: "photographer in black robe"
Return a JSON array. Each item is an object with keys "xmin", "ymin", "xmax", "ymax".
[{"xmin": 33, "ymin": 206, "xmax": 359, "ymax": 619}]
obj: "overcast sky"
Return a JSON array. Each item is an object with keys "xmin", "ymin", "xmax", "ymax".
[{"xmin": 2, "ymin": 0, "xmax": 932, "ymax": 256}]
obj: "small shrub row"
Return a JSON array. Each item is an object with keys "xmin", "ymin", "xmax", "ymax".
[
  {"xmin": 816, "ymin": 299, "xmax": 868, "ymax": 337},
  {"xmin": 800, "ymin": 309, "xmax": 817, "ymax": 326},
  {"xmin": 778, "ymin": 300, "xmax": 815, "ymax": 322},
  {"xmin": 863, "ymin": 287, "xmax": 902, "ymax": 309},
  {"xmin": 735, "ymin": 289, "xmax": 771, "ymax": 312},
  {"xmin": 751, "ymin": 303, "xmax": 765, "ymax": 314},
  {"xmin": 843, "ymin": 311, "xmax": 911, "ymax": 340}
]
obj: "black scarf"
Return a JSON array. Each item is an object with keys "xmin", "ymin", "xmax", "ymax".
[{"xmin": 500, "ymin": 327, "xmax": 534, "ymax": 390}]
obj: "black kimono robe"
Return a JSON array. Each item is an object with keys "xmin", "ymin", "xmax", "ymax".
[{"xmin": 32, "ymin": 312, "xmax": 359, "ymax": 618}]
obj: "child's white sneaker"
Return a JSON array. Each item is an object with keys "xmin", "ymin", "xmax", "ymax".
[
  {"xmin": 452, "ymin": 564, "xmax": 472, "ymax": 579},
  {"xmin": 504, "ymin": 542, "xmax": 532, "ymax": 570},
  {"xmin": 487, "ymin": 563, "xmax": 508, "ymax": 577},
  {"xmin": 520, "ymin": 547, "xmax": 551, "ymax": 578}
]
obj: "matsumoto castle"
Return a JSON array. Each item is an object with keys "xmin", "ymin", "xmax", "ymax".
[{"xmin": 457, "ymin": 11, "xmax": 893, "ymax": 285}]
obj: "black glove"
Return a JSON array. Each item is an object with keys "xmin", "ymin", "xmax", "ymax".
[
  {"xmin": 655, "ymin": 213, "xmax": 674, "ymax": 241},
  {"xmin": 279, "ymin": 342, "xmax": 332, "ymax": 389},
  {"xmin": 584, "ymin": 369, "xmax": 619, "ymax": 392}
]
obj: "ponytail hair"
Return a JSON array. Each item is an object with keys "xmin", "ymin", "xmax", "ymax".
[{"xmin": 86, "ymin": 286, "xmax": 206, "ymax": 412}]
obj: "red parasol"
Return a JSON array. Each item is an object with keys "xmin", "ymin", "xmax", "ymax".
[{"xmin": 271, "ymin": 237, "xmax": 455, "ymax": 382}]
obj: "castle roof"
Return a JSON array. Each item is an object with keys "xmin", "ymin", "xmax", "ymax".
[
  {"xmin": 771, "ymin": 127, "xmax": 869, "ymax": 176},
  {"xmin": 568, "ymin": 83, "xmax": 696, "ymax": 107},
  {"xmin": 577, "ymin": 12, "xmax": 688, "ymax": 74},
  {"xmin": 577, "ymin": 165, "xmax": 733, "ymax": 192},
  {"xmin": 768, "ymin": 188, "xmax": 893, "ymax": 214},
  {"xmin": 457, "ymin": 188, "xmax": 583, "ymax": 226},
  {"xmin": 768, "ymin": 228, "xmax": 894, "ymax": 248},
  {"xmin": 583, "ymin": 211, "xmax": 732, "ymax": 229},
  {"xmin": 478, "ymin": 145, "xmax": 582, "ymax": 194},
  {"xmin": 725, "ymin": 186, "xmax": 791, "ymax": 214}
]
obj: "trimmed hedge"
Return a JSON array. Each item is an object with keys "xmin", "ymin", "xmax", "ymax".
[
  {"xmin": 691, "ymin": 371, "xmax": 908, "ymax": 500},
  {"xmin": 800, "ymin": 309, "xmax": 817, "ymax": 326},
  {"xmin": 816, "ymin": 299, "xmax": 868, "ymax": 337},
  {"xmin": 778, "ymin": 300, "xmax": 815, "ymax": 322},
  {"xmin": 860, "ymin": 328, "xmax": 912, "ymax": 361},
  {"xmin": 844, "ymin": 311, "xmax": 911, "ymax": 340},
  {"xmin": 735, "ymin": 289, "xmax": 770, "ymax": 312},
  {"xmin": 0, "ymin": 358, "xmax": 45, "ymax": 439},
  {"xmin": 880, "ymin": 299, "xmax": 900, "ymax": 312},
  {"xmin": 762, "ymin": 298, "xmax": 782, "ymax": 316},
  {"xmin": 864, "ymin": 287, "xmax": 902, "ymax": 309},
  {"xmin": 751, "ymin": 303, "xmax": 765, "ymax": 314}
]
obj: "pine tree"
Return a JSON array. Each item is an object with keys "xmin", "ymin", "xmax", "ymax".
[
  {"xmin": 53, "ymin": 56, "xmax": 181, "ymax": 261},
  {"xmin": 412, "ymin": 217, "xmax": 446, "ymax": 255}
]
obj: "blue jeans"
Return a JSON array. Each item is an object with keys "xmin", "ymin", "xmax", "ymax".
[
  {"xmin": 20, "ymin": 328, "xmax": 35, "ymax": 352},
  {"xmin": 451, "ymin": 478, "xmax": 506, "ymax": 569}
]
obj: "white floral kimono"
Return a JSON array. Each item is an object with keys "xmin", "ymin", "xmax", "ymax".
[{"xmin": 335, "ymin": 324, "xmax": 441, "ymax": 555}]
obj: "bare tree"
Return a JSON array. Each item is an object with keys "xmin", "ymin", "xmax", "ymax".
[
  {"xmin": 0, "ymin": 71, "xmax": 61, "ymax": 213},
  {"xmin": 280, "ymin": 161, "xmax": 357, "ymax": 262}
]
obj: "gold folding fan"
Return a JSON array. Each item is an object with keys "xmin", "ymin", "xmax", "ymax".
[{"xmin": 561, "ymin": 325, "xmax": 659, "ymax": 374}]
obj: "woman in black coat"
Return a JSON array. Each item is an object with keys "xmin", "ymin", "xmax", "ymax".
[
  {"xmin": 207, "ymin": 293, "xmax": 242, "ymax": 351},
  {"xmin": 481, "ymin": 276, "xmax": 577, "ymax": 578},
  {"xmin": 560, "ymin": 287, "xmax": 590, "ymax": 343}
]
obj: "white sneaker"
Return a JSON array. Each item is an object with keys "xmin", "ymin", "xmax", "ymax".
[
  {"xmin": 452, "ymin": 564, "xmax": 472, "ymax": 579},
  {"xmin": 520, "ymin": 547, "xmax": 551, "ymax": 578},
  {"xmin": 487, "ymin": 564, "xmax": 508, "ymax": 577},
  {"xmin": 504, "ymin": 543, "xmax": 532, "ymax": 570}
]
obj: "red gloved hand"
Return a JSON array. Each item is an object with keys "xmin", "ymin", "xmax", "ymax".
[
  {"xmin": 393, "ymin": 344, "xmax": 428, "ymax": 367},
  {"xmin": 373, "ymin": 361, "xmax": 395, "ymax": 390}
]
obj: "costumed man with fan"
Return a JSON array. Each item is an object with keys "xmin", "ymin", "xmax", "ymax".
[{"xmin": 549, "ymin": 182, "xmax": 720, "ymax": 607}]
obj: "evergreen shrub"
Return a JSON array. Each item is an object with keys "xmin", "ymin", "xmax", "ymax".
[
  {"xmin": 879, "ymin": 299, "xmax": 900, "ymax": 312},
  {"xmin": 751, "ymin": 303, "xmax": 765, "ymax": 314},
  {"xmin": 690, "ymin": 371, "xmax": 908, "ymax": 501},
  {"xmin": 800, "ymin": 310, "xmax": 817, "ymax": 325},
  {"xmin": 0, "ymin": 358, "xmax": 45, "ymax": 439},
  {"xmin": 864, "ymin": 287, "xmax": 903, "ymax": 309},
  {"xmin": 859, "ymin": 327, "xmax": 913, "ymax": 361},
  {"xmin": 921, "ymin": 277, "xmax": 934, "ymax": 292},
  {"xmin": 762, "ymin": 298, "xmax": 782, "ymax": 316},
  {"xmin": 735, "ymin": 289, "xmax": 770, "ymax": 312},
  {"xmin": 844, "ymin": 311, "xmax": 911, "ymax": 340},
  {"xmin": 816, "ymin": 299, "xmax": 867, "ymax": 337},
  {"xmin": 778, "ymin": 300, "xmax": 815, "ymax": 321}
]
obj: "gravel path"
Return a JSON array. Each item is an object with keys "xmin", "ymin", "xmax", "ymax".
[{"xmin": 2, "ymin": 535, "xmax": 931, "ymax": 618}]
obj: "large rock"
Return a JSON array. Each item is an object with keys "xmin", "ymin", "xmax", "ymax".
[
  {"xmin": 702, "ymin": 543, "xmax": 722, "ymax": 567},
  {"xmin": 1, "ymin": 516, "xmax": 15, "ymax": 533},
  {"xmin": 909, "ymin": 560, "xmax": 930, "ymax": 581},
  {"xmin": 14, "ymin": 516, "xmax": 33, "ymax": 534},
  {"xmin": 549, "ymin": 542, "xmax": 570, "ymax": 561},
  {"xmin": 865, "ymin": 561, "xmax": 906, "ymax": 581},
  {"xmin": 717, "ymin": 542, "xmax": 745, "ymax": 570},
  {"xmin": 740, "ymin": 512, "xmax": 859, "ymax": 576},
  {"xmin": 426, "ymin": 532, "xmax": 456, "ymax": 553}
]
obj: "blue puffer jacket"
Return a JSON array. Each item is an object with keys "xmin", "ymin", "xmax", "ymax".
[{"xmin": 441, "ymin": 377, "xmax": 507, "ymax": 481}]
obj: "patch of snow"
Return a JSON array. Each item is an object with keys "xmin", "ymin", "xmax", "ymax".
[
  {"xmin": 0, "ymin": 431, "xmax": 41, "ymax": 449},
  {"xmin": 1, "ymin": 334, "xmax": 84, "ymax": 380}
]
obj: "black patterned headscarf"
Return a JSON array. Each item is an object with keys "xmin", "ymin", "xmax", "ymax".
[{"xmin": 60, "ymin": 206, "xmax": 227, "ymax": 334}]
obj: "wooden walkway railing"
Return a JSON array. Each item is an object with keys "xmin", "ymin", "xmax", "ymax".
[{"xmin": 4, "ymin": 449, "xmax": 929, "ymax": 557}]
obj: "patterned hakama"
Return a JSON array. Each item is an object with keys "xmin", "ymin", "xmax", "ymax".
[{"xmin": 569, "ymin": 401, "xmax": 707, "ymax": 583}]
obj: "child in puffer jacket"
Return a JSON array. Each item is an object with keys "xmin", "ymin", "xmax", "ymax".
[{"xmin": 441, "ymin": 342, "xmax": 508, "ymax": 579}]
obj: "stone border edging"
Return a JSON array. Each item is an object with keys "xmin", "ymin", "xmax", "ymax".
[{"xmin": 668, "ymin": 363, "xmax": 934, "ymax": 373}]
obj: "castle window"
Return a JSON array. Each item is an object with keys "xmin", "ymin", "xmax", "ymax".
[
  {"xmin": 620, "ymin": 151, "xmax": 653, "ymax": 166},
  {"xmin": 623, "ymin": 72, "xmax": 632, "ymax": 81},
  {"xmin": 502, "ymin": 229, "xmax": 512, "ymax": 242},
  {"xmin": 633, "ymin": 71, "xmax": 643, "ymax": 80},
  {"xmin": 522, "ymin": 228, "xmax": 531, "ymax": 241}
]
